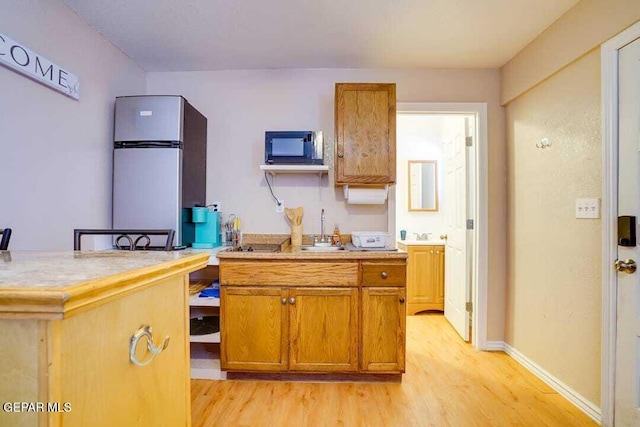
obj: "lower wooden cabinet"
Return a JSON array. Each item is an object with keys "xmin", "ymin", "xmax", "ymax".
[
  {"xmin": 221, "ymin": 286, "xmax": 358, "ymax": 372},
  {"xmin": 405, "ymin": 245, "xmax": 445, "ymax": 314},
  {"xmin": 289, "ymin": 287, "xmax": 358, "ymax": 372},
  {"xmin": 361, "ymin": 287, "xmax": 406, "ymax": 372},
  {"xmin": 219, "ymin": 258, "xmax": 407, "ymax": 374},
  {"xmin": 220, "ymin": 287, "xmax": 288, "ymax": 371}
]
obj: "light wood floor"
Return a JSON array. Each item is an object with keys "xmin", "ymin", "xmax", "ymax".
[{"xmin": 191, "ymin": 314, "xmax": 596, "ymax": 426}]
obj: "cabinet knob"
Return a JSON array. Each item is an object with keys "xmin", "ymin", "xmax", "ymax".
[
  {"xmin": 399, "ymin": 297, "xmax": 405, "ymax": 304},
  {"xmin": 289, "ymin": 297, "xmax": 296, "ymax": 305},
  {"xmin": 381, "ymin": 271, "xmax": 388, "ymax": 279},
  {"xmin": 129, "ymin": 325, "xmax": 170, "ymax": 367},
  {"xmin": 337, "ymin": 152, "xmax": 344, "ymax": 158},
  {"xmin": 281, "ymin": 297, "xmax": 287, "ymax": 305}
]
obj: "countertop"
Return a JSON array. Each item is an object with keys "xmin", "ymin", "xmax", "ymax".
[
  {"xmin": 397, "ymin": 240, "xmax": 446, "ymax": 246},
  {"xmin": 185, "ymin": 246, "xmax": 228, "ymax": 265},
  {"xmin": 0, "ymin": 250, "xmax": 208, "ymax": 318},
  {"xmin": 216, "ymin": 245, "xmax": 408, "ymax": 261}
]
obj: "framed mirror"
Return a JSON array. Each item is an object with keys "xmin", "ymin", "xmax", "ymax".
[{"xmin": 408, "ymin": 160, "xmax": 438, "ymax": 212}]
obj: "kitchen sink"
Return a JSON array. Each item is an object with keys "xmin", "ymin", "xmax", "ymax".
[{"xmin": 297, "ymin": 245, "xmax": 345, "ymax": 252}]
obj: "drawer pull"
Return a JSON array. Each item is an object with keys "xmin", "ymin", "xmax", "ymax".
[
  {"xmin": 381, "ymin": 271, "xmax": 388, "ymax": 279},
  {"xmin": 289, "ymin": 297, "xmax": 296, "ymax": 305},
  {"xmin": 399, "ymin": 297, "xmax": 405, "ymax": 304},
  {"xmin": 281, "ymin": 297, "xmax": 287, "ymax": 305},
  {"xmin": 129, "ymin": 325, "xmax": 170, "ymax": 367}
]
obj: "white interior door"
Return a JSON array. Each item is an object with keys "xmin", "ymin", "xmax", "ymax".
[
  {"xmin": 616, "ymin": 35, "xmax": 640, "ymax": 426},
  {"xmin": 443, "ymin": 122, "xmax": 470, "ymax": 341}
]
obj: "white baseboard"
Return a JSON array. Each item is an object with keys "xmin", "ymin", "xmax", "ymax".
[
  {"xmin": 500, "ymin": 342, "xmax": 602, "ymax": 425},
  {"xmin": 484, "ymin": 341, "xmax": 505, "ymax": 351}
]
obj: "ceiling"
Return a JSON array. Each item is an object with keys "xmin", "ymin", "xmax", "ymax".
[{"xmin": 62, "ymin": 0, "xmax": 579, "ymax": 72}]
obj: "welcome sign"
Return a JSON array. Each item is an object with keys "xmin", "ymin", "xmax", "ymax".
[{"xmin": 0, "ymin": 31, "xmax": 79, "ymax": 100}]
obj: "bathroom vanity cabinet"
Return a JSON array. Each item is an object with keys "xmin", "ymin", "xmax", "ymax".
[{"xmin": 398, "ymin": 243, "xmax": 445, "ymax": 314}]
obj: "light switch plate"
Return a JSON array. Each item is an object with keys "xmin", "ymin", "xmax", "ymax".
[{"xmin": 575, "ymin": 198, "xmax": 600, "ymax": 219}]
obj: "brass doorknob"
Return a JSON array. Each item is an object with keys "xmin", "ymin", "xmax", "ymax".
[{"xmin": 614, "ymin": 259, "xmax": 637, "ymax": 274}]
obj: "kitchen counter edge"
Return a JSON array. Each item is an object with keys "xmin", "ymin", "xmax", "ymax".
[
  {"xmin": 216, "ymin": 248, "xmax": 408, "ymax": 260},
  {"xmin": 0, "ymin": 251, "xmax": 209, "ymax": 319}
]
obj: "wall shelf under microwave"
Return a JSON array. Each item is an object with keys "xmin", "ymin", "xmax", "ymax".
[{"xmin": 260, "ymin": 164, "xmax": 329, "ymax": 183}]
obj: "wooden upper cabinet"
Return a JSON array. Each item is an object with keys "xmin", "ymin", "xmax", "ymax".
[{"xmin": 335, "ymin": 83, "xmax": 396, "ymax": 185}]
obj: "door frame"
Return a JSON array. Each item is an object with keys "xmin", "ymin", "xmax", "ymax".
[
  {"xmin": 389, "ymin": 102, "xmax": 488, "ymax": 350},
  {"xmin": 601, "ymin": 21, "xmax": 640, "ymax": 427}
]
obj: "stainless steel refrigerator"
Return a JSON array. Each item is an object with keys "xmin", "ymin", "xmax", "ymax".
[{"xmin": 112, "ymin": 95, "xmax": 207, "ymax": 248}]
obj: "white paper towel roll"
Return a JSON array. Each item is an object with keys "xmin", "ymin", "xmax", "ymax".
[{"xmin": 344, "ymin": 186, "xmax": 388, "ymax": 204}]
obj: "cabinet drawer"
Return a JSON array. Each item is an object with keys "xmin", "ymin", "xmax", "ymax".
[
  {"xmin": 361, "ymin": 262, "xmax": 406, "ymax": 286},
  {"xmin": 220, "ymin": 261, "xmax": 358, "ymax": 286}
]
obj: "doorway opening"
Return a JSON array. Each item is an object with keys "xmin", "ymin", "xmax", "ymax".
[{"xmin": 388, "ymin": 103, "xmax": 488, "ymax": 350}]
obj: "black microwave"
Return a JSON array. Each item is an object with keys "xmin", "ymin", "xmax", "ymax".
[{"xmin": 265, "ymin": 131, "xmax": 323, "ymax": 165}]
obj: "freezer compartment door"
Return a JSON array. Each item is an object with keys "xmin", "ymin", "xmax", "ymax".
[
  {"xmin": 113, "ymin": 148, "xmax": 182, "ymax": 246},
  {"xmin": 115, "ymin": 96, "xmax": 184, "ymax": 142}
]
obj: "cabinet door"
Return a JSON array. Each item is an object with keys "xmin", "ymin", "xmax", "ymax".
[
  {"xmin": 289, "ymin": 287, "xmax": 358, "ymax": 372},
  {"xmin": 335, "ymin": 83, "xmax": 396, "ymax": 185},
  {"xmin": 221, "ymin": 287, "xmax": 288, "ymax": 371},
  {"xmin": 434, "ymin": 246, "xmax": 445, "ymax": 305},
  {"xmin": 407, "ymin": 246, "xmax": 444, "ymax": 313},
  {"xmin": 52, "ymin": 275, "xmax": 190, "ymax": 427},
  {"xmin": 361, "ymin": 287, "xmax": 406, "ymax": 372}
]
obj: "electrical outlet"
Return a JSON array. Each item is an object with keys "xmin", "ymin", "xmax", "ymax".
[
  {"xmin": 575, "ymin": 198, "xmax": 600, "ymax": 219},
  {"xmin": 276, "ymin": 200, "xmax": 284, "ymax": 213},
  {"xmin": 210, "ymin": 201, "xmax": 222, "ymax": 212}
]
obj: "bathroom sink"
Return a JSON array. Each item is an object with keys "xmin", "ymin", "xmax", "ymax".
[{"xmin": 297, "ymin": 246, "xmax": 345, "ymax": 252}]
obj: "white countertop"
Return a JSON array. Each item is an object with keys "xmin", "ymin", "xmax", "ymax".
[{"xmin": 397, "ymin": 240, "xmax": 446, "ymax": 246}]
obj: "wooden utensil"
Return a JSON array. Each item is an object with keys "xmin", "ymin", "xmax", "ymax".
[
  {"xmin": 284, "ymin": 207, "xmax": 295, "ymax": 224},
  {"xmin": 293, "ymin": 207, "xmax": 303, "ymax": 225}
]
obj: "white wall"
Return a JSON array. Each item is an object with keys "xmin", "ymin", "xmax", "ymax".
[
  {"xmin": 505, "ymin": 48, "xmax": 602, "ymax": 408},
  {"xmin": 395, "ymin": 114, "xmax": 466, "ymax": 240},
  {"xmin": 501, "ymin": 0, "xmax": 640, "ymax": 104},
  {"xmin": 0, "ymin": 0, "xmax": 146, "ymax": 250},
  {"xmin": 500, "ymin": 2, "xmax": 640, "ymax": 410},
  {"xmin": 147, "ymin": 67, "xmax": 508, "ymax": 340},
  {"xmin": 146, "ymin": 71, "xmax": 498, "ymax": 240}
]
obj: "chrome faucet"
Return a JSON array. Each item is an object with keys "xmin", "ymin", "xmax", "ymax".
[
  {"xmin": 320, "ymin": 209, "xmax": 326, "ymax": 243},
  {"xmin": 414, "ymin": 233, "xmax": 432, "ymax": 241}
]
